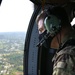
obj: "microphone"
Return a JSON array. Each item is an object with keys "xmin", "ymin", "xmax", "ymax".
[{"xmin": 36, "ymin": 32, "xmax": 52, "ymax": 47}]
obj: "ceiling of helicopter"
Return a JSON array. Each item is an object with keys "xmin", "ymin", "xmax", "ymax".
[{"xmin": 30, "ymin": 0, "xmax": 75, "ymax": 5}]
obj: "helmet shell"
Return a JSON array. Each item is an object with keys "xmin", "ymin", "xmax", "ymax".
[{"xmin": 44, "ymin": 15, "xmax": 61, "ymax": 35}]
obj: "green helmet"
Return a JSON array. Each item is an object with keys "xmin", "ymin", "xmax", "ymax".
[{"xmin": 44, "ymin": 15, "xmax": 61, "ymax": 35}]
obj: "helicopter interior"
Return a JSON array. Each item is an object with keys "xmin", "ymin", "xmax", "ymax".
[
  {"xmin": 1, "ymin": 0, "xmax": 75, "ymax": 75},
  {"xmin": 24, "ymin": 0, "xmax": 75, "ymax": 75}
]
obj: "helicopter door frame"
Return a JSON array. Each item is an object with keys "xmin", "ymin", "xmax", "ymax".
[{"xmin": 24, "ymin": 6, "xmax": 41, "ymax": 75}]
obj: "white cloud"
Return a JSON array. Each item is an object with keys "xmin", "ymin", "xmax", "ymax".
[{"xmin": 0, "ymin": 0, "xmax": 34, "ymax": 32}]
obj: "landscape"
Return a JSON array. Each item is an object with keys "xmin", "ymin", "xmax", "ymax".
[{"xmin": 0, "ymin": 32, "xmax": 25, "ymax": 75}]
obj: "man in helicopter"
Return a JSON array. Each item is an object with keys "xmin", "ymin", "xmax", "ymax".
[{"xmin": 36, "ymin": 6, "xmax": 75, "ymax": 75}]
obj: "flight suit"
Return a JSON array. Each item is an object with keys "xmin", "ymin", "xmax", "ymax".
[{"xmin": 52, "ymin": 31, "xmax": 75, "ymax": 75}]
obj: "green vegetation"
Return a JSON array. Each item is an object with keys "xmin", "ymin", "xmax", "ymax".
[{"xmin": 0, "ymin": 32, "xmax": 25, "ymax": 75}]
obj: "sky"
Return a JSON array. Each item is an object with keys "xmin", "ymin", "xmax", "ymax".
[
  {"xmin": 0, "ymin": 0, "xmax": 34, "ymax": 32},
  {"xmin": 0, "ymin": 0, "xmax": 75, "ymax": 32}
]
